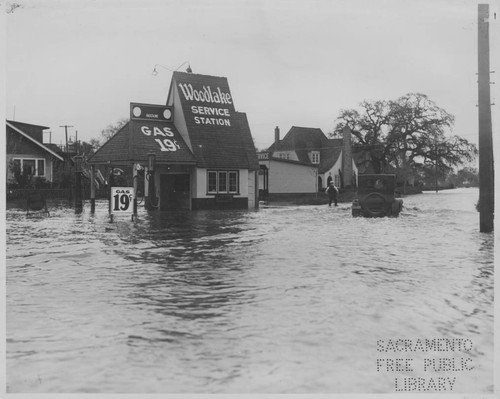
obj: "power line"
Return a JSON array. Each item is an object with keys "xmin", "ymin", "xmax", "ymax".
[{"xmin": 59, "ymin": 125, "xmax": 74, "ymax": 153}]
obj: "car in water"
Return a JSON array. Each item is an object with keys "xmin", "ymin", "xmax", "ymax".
[{"xmin": 352, "ymin": 174, "xmax": 403, "ymax": 217}]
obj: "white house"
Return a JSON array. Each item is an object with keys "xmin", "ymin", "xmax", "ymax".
[{"xmin": 258, "ymin": 125, "xmax": 358, "ymax": 198}]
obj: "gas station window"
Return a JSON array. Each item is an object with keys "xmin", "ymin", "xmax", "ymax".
[
  {"xmin": 218, "ymin": 171, "xmax": 228, "ymax": 192},
  {"xmin": 229, "ymin": 172, "xmax": 238, "ymax": 193},
  {"xmin": 208, "ymin": 171, "xmax": 217, "ymax": 193},
  {"xmin": 207, "ymin": 170, "xmax": 240, "ymax": 194}
]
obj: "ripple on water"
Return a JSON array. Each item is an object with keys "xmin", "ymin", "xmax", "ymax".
[{"xmin": 6, "ymin": 189, "xmax": 494, "ymax": 393}]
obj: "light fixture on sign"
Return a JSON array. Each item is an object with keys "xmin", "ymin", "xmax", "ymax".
[
  {"xmin": 132, "ymin": 107, "xmax": 142, "ymax": 117},
  {"xmin": 163, "ymin": 109, "xmax": 172, "ymax": 119},
  {"xmin": 152, "ymin": 61, "xmax": 191, "ymax": 76}
]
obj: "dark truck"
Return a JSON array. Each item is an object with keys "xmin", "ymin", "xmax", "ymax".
[{"xmin": 352, "ymin": 174, "xmax": 403, "ymax": 217}]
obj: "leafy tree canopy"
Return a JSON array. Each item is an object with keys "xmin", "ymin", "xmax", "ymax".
[
  {"xmin": 333, "ymin": 93, "xmax": 477, "ymax": 181},
  {"xmin": 98, "ymin": 118, "xmax": 129, "ymax": 146}
]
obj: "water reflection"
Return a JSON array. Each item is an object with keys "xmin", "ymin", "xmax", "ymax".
[{"xmin": 6, "ymin": 189, "xmax": 494, "ymax": 393}]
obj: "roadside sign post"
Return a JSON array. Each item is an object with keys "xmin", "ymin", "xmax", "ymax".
[{"xmin": 110, "ymin": 187, "xmax": 135, "ymax": 221}]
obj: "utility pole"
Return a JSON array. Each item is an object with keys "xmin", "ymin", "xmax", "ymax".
[
  {"xmin": 435, "ymin": 157, "xmax": 438, "ymax": 193},
  {"xmin": 59, "ymin": 125, "xmax": 74, "ymax": 154},
  {"xmin": 477, "ymin": 4, "xmax": 494, "ymax": 233},
  {"xmin": 434, "ymin": 140, "xmax": 439, "ymax": 193}
]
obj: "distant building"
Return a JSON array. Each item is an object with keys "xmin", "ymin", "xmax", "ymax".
[
  {"xmin": 258, "ymin": 125, "xmax": 358, "ymax": 198},
  {"xmin": 352, "ymin": 148, "xmax": 374, "ymax": 175},
  {"xmin": 89, "ymin": 71, "xmax": 259, "ymax": 210},
  {"xmin": 6, "ymin": 120, "xmax": 64, "ymax": 183}
]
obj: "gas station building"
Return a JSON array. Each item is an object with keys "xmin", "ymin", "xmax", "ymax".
[{"xmin": 89, "ymin": 71, "xmax": 259, "ymax": 211}]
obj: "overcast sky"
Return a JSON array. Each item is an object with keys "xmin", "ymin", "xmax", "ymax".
[{"xmin": 4, "ymin": 0, "xmax": 499, "ymax": 150}]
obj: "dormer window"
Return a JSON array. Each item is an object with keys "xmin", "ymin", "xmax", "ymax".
[{"xmin": 311, "ymin": 151, "xmax": 320, "ymax": 164}]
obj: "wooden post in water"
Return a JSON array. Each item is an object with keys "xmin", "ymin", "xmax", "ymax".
[
  {"xmin": 477, "ymin": 4, "xmax": 494, "ymax": 232},
  {"xmin": 90, "ymin": 164, "xmax": 96, "ymax": 213},
  {"xmin": 144, "ymin": 166, "xmax": 150, "ymax": 210},
  {"xmin": 132, "ymin": 163, "xmax": 138, "ymax": 215},
  {"xmin": 74, "ymin": 155, "xmax": 83, "ymax": 214},
  {"xmin": 108, "ymin": 165, "xmax": 114, "ymax": 215}
]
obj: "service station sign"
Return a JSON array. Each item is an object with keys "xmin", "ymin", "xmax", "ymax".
[
  {"xmin": 130, "ymin": 103, "xmax": 173, "ymax": 122},
  {"xmin": 176, "ymin": 76, "xmax": 235, "ymax": 128},
  {"xmin": 130, "ymin": 103, "xmax": 184, "ymax": 154},
  {"xmin": 138, "ymin": 124, "xmax": 181, "ymax": 152}
]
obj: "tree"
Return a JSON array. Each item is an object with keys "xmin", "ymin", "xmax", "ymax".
[
  {"xmin": 446, "ymin": 167, "xmax": 479, "ymax": 187},
  {"xmin": 333, "ymin": 93, "xmax": 477, "ymax": 185},
  {"xmin": 333, "ymin": 99, "xmax": 392, "ymax": 173},
  {"xmin": 6, "ymin": 2, "xmax": 23, "ymax": 13},
  {"xmin": 94, "ymin": 118, "xmax": 129, "ymax": 148}
]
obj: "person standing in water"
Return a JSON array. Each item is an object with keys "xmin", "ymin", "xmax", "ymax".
[
  {"xmin": 327, "ymin": 172, "xmax": 333, "ymax": 186},
  {"xmin": 326, "ymin": 181, "xmax": 339, "ymax": 207}
]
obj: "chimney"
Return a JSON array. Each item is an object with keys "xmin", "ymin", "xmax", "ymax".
[
  {"xmin": 275, "ymin": 126, "xmax": 280, "ymax": 145},
  {"xmin": 342, "ymin": 125, "xmax": 353, "ymax": 188}
]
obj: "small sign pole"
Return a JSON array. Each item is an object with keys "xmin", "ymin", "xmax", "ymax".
[{"xmin": 90, "ymin": 164, "xmax": 96, "ymax": 213}]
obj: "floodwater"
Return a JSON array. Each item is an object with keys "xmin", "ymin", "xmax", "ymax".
[{"xmin": 6, "ymin": 188, "xmax": 494, "ymax": 393}]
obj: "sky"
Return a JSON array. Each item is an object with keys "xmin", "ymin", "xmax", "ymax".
[{"xmin": 3, "ymin": 0, "xmax": 499, "ymax": 151}]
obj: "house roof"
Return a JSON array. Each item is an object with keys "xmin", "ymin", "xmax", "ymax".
[
  {"xmin": 6, "ymin": 121, "xmax": 64, "ymax": 161},
  {"xmin": 44, "ymin": 143, "xmax": 64, "ymax": 155},
  {"xmin": 233, "ymin": 112, "xmax": 260, "ymax": 171},
  {"xmin": 88, "ymin": 120, "xmax": 196, "ymax": 165},
  {"xmin": 267, "ymin": 156, "xmax": 318, "ymax": 167},
  {"xmin": 266, "ymin": 126, "xmax": 343, "ymax": 173},
  {"xmin": 89, "ymin": 72, "xmax": 258, "ymax": 170},
  {"xmin": 168, "ymin": 71, "xmax": 258, "ymax": 169},
  {"xmin": 319, "ymin": 138, "xmax": 343, "ymax": 173},
  {"xmin": 7, "ymin": 120, "xmax": 49, "ymax": 135},
  {"xmin": 268, "ymin": 126, "xmax": 327, "ymax": 154}
]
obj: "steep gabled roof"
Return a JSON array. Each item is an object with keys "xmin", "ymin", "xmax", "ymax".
[
  {"xmin": 88, "ymin": 121, "xmax": 196, "ymax": 165},
  {"xmin": 234, "ymin": 112, "xmax": 260, "ymax": 171},
  {"xmin": 168, "ymin": 71, "xmax": 258, "ymax": 169},
  {"xmin": 6, "ymin": 121, "xmax": 64, "ymax": 161},
  {"xmin": 268, "ymin": 156, "xmax": 318, "ymax": 167},
  {"xmin": 7, "ymin": 120, "xmax": 49, "ymax": 143},
  {"xmin": 318, "ymin": 138, "xmax": 343, "ymax": 173},
  {"xmin": 268, "ymin": 126, "xmax": 328, "ymax": 155},
  {"xmin": 88, "ymin": 123, "xmax": 131, "ymax": 163},
  {"xmin": 266, "ymin": 126, "xmax": 343, "ymax": 173}
]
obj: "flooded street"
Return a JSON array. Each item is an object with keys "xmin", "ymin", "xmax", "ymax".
[{"xmin": 6, "ymin": 188, "xmax": 494, "ymax": 393}]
